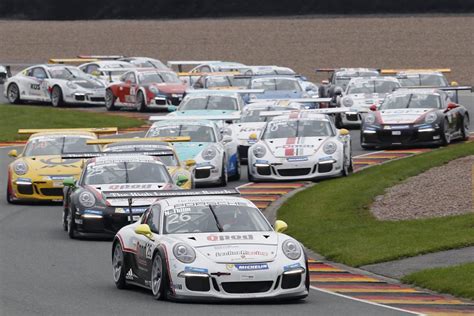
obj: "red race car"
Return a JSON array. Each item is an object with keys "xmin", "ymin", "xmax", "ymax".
[{"xmin": 105, "ymin": 68, "xmax": 186, "ymax": 111}]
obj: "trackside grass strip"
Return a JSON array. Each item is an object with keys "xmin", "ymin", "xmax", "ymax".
[
  {"xmin": 402, "ymin": 263, "xmax": 474, "ymax": 300},
  {"xmin": 0, "ymin": 104, "xmax": 144, "ymax": 141},
  {"xmin": 279, "ymin": 141, "xmax": 474, "ymax": 267}
]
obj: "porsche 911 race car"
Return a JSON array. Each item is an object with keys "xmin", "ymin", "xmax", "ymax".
[
  {"xmin": 248, "ymin": 109, "xmax": 352, "ymax": 181},
  {"xmin": 105, "ymin": 68, "xmax": 186, "ymax": 111},
  {"xmin": 146, "ymin": 119, "xmax": 240, "ymax": 186},
  {"xmin": 336, "ymin": 76, "xmax": 401, "ymax": 127},
  {"xmin": 79, "ymin": 60, "xmax": 133, "ymax": 83},
  {"xmin": 88, "ymin": 137, "xmax": 195, "ymax": 189},
  {"xmin": 4, "ymin": 64, "xmax": 106, "ymax": 107},
  {"xmin": 6, "ymin": 128, "xmax": 117, "ymax": 203},
  {"xmin": 360, "ymin": 88, "xmax": 471, "ymax": 148},
  {"xmin": 111, "ymin": 190, "xmax": 309, "ymax": 301},
  {"xmin": 62, "ymin": 154, "xmax": 181, "ymax": 238}
]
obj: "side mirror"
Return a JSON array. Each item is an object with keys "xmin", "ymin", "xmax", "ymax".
[
  {"xmin": 321, "ymin": 80, "xmax": 329, "ymax": 85},
  {"xmin": 450, "ymin": 81, "xmax": 458, "ymax": 86},
  {"xmin": 167, "ymin": 105, "xmax": 177, "ymax": 112},
  {"xmin": 339, "ymin": 128, "xmax": 350, "ymax": 136},
  {"xmin": 63, "ymin": 177, "xmax": 76, "ymax": 187},
  {"xmin": 222, "ymin": 135, "xmax": 233, "ymax": 144},
  {"xmin": 175, "ymin": 174, "xmax": 189, "ymax": 187},
  {"xmin": 274, "ymin": 220, "xmax": 288, "ymax": 233},
  {"xmin": 185, "ymin": 159, "xmax": 196, "ymax": 167},
  {"xmin": 8, "ymin": 149, "xmax": 18, "ymax": 157},
  {"xmin": 134, "ymin": 224, "xmax": 154, "ymax": 240},
  {"xmin": 446, "ymin": 103, "xmax": 458, "ymax": 111},
  {"xmin": 369, "ymin": 104, "xmax": 377, "ymax": 112}
]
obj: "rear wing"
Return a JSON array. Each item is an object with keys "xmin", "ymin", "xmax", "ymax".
[
  {"xmin": 48, "ymin": 58, "xmax": 98, "ymax": 64},
  {"xmin": 249, "ymin": 98, "xmax": 332, "ymax": 104},
  {"xmin": 86, "ymin": 136, "xmax": 191, "ymax": 145},
  {"xmin": 381, "ymin": 68, "xmax": 451, "ymax": 75},
  {"xmin": 103, "ymin": 188, "xmax": 240, "ymax": 199},
  {"xmin": 18, "ymin": 127, "xmax": 118, "ymax": 136},
  {"xmin": 61, "ymin": 150, "xmax": 174, "ymax": 159},
  {"xmin": 178, "ymin": 71, "xmax": 239, "ymax": 77},
  {"xmin": 259, "ymin": 108, "xmax": 349, "ymax": 117},
  {"xmin": 149, "ymin": 115, "xmax": 240, "ymax": 122},
  {"xmin": 396, "ymin": 85, "xmax": 471, "ymax": 103},
  {"xmin": 77, "ymin": 55, "xmax": 125, "ymax": 60},
  {"xmin": 167, "ymin": 60, "xmax": 221, "ymax": 72}
]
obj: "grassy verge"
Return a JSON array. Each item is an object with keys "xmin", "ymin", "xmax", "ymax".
[
  {"xmin": 279, "ymin": 141, "xmax": 474, "ymax": 267},
  {"xmin": 402, "ymin": 263, "xmax": 474, "ymax": 300},
  {"xmin": 0, "ymin": 104, "xmax": 144, "ymax": 141}
]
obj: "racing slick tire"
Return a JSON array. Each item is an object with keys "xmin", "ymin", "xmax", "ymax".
[
  {"xmin": 342, "ymin": 154, "xmax": 353, "ymax": 176},
  {"xmin": 304, "ymin": 253, "xmax": 310, "ymax": 292},
  {"xmin": 105, "ymin": 89, "xmax": 117, "ymax": 111},
  {"xmin": 7, "ymin": 83, "xmax": 22, "ymax": 104},
  {"xmin": 51, "ymin": 86, "xmax": 65, "ymax": 107},
  {"xmin": 62, "ymin": 207, "xmax": 68, "ymax": 231},
  {"xmin": 218, "ymin": 157, "xmax": 228, "ymax": 187},
  {"xmin": 112, "ymin": 241, "xmax": 129, "ymax": 289},
  {"xmin": 136, "ymin": 91, "xmax": 147, "ymax": 112},
  {"xmin": 67, "ymin": 207, "xmax": 77, "ymax": 239},
  {"xmin": 6, "ymin": 185, "xmax": 15, "ymax": 204},
  {"xmin": 229, "ymin": 153, "xmax": 241, "ymax": 181},
  {"xmin": 461, "ymin": 114, "xmax": 470, "ymax": 141},
  {"xmin": 441, "ymin": 118, "xmax": 451, "ymax": 146},
  {"xmin": 151, "ymin": 250, "xmax": 169, "ymax": 300},
  {"xmin": 335, "ymin": 114, "xmax": 343, "ymax": 129}
]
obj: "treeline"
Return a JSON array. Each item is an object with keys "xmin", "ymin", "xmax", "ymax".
[{"xmin": 0, "ymin": 0, "xmax": 472, "ymax": 20}]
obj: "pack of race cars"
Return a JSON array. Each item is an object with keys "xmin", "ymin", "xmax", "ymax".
[{"xmin": 3, "ymin": 57, "xmax": 472, "ymax": 302}]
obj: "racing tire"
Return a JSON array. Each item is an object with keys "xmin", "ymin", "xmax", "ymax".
[
  {"xmin": 441, "ymin": 119, "xmax": 451, "ymax": 146},
  {"xmin": 461, "ymin": 114, "xmax": 470, "ymax": 141},
  {"xmin": 229, "ymin": 153, "xmax": 241, "ymax": 181},
  {"xmin": 218, "ymin": 157, "xmax": 228, "ymax": 187},
  {"xmin": 112, "ymin": 241, "xmax": 128, "ymax": 289},
  {"xmin": 335, "ymin": 114, "xmax": 343, "ymax": 129},
  {"xmin": 360, "ymin": 131, "xmax": 375, "ymax": 150},
  {"xmin": 51, "ymin": 86, "xmax": 65, "ymax": 107},
  {"xmin": 342, "ymin": 153, "xmax": 353, "ymax": 177},
  {"xmin": 67, "ymin": 207, "xmax": 77, "ymax": 239},
  {"xmin": 304, "ymin": 253, "xmax": 310, "ymax": 292},
  {"xmin": 6, "ymin": 185, "xmax": 15, "ymax": 204},
  {"xmin": 7, "ymin": 83, "xmax": 21, "ymax": 104},
  {"xmin": 62, "ymin": 208, "xmax": 68, "ymax": 231},
  {"xmin": 136, "ymin": 91, "xmax": 147, "ymax": 112},
  {"xmin": 105, "ymin": 89, "xmax": 117, "ymax": 111},
  {"xmin": 151, "ymin": 250, "xmax": 169, "ymax": 300}
]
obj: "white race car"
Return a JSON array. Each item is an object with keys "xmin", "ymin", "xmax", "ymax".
[
  {"xmin": 4, "ymin": 64, "xmax": 106, "ymax": 107},
  {"xmin": 248, "ymin": 110, "xmax": 352, "ymax": 181},
  {"xmin": 111, "ymin": 190, "xmax": 309, "ymax": 301}
]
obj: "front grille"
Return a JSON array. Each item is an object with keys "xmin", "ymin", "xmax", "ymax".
[
  {"xmin": 281, "ymin": 274, "xmax": 302, "ymax": 289},
  {"xmin": 154, "ymin": 98, "xmax": 168, "ymax": 106},
  {"xmin": 195, "ymin": 169, "xmax": 211, "ymax": 179},
  {"xmin": 346, "ymin": 113, "xmax": 359, "ymax": 121},
  {"xmin": 17, "ymin": 184, "xmax": 34, "ymax": 195},
  {"xmin": 40, "ymin": 188, "xmax": 63, "ymax": 196},
  {"xmin": 278, "ymin": 168, "xmax": 311, "ymax": 177},
  {"xmin": 222, "ymin": 281, "xmax": 273, "ymax": 294},
  {"xmin": 74, "ymin": 95, "xmax": 85, "ymax": 101},
  {"xmin": 90, "ymin": 97, "xmax": 104, "ymax": 102},
  {"xmin": 378, "ymin": 130, "xmax": 417, "ymax": 144},
  {"xmin": 170, "ymin": 97, "xmax": 182, "ymax": 105},
  {"xmin": 185, "ymin": 277, "xmax": 210, "ymax": 292},
  {"xmin": 238, "ymin": 145, "xmax": 249, "ymax": 160},
  {"xmin": 256, "ymin": 166, "xmax": 271, "ymax": 176},
  {"xmin": 318, "ymin": 163, "xmax": 333, "ymax": 173}
]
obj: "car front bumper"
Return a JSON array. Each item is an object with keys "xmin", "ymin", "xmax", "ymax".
[{"xmin": 361, "ymin": 124, "xmax": 444, "ymax": 147}]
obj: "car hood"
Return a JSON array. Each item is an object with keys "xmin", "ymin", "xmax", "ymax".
[
  {"xmin": 70, "ymin": 78, "xmax": 104, "ymax": 89},
  {"xmin": 19, "ymin": 155, "xmax": 83, "ymax": 178},
  {"xmin": 175, "ymin": 232, "xmax": 279, "ymax": 263},
  {"xmin": 264, "ymin": 137, "xmax": 327, "ymax": 158},
  {"xmin": 232, "ymin": 122, "xmax": 266, "ymax": 140},
  {"xmin": 173, "ymin": 109, "xmax": 239, "ymax": 117},
  {"xmin": 379, "ymin": 108, "xmax": 434, "ymax": 124},
  {"xmin": 150, "ymin": 83, "xmax": 186, "ymax": 94},
  {"xmin": 90, "ymin": 182, "xmax": 172, "ymax": 207},
  {"xmin": 172, "ymin": 142, "xmax": 211, "ymax": 161}
]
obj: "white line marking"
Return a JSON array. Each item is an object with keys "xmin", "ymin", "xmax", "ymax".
[{"xmin": 310, "ymin": 286, "xmax": 425, "ymax": 315}]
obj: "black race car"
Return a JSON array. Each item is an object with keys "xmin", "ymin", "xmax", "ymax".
[{"xmin": 360, "ymin": 88, "xmax": 471, "ymax": 148}]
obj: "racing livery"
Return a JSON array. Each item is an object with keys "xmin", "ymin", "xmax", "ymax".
[
  {"xmin": 361, "ymin": 88, "xmax": 471, "ymax": 148},
  {"xmin": 111, "ymin": 191, "xmax": 309, "ymax": 301},
  {"xmin": 248, "ymin": 110, "xmax": 352, "ymax": 181},
  {"xmin": 4, "ymin": 64, "xmax": 106, "ymax": 107}
]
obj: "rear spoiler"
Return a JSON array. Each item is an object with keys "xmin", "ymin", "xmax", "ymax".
[
  {"xmin": 259, "ymin": 108, "xmax": 349, "ymax": 117},
  {"xmin": 48, "ymin": 58, "xmax": 98, "ymax": 64},
  {"xmin": 18, "ymin": 127, "xmax": 118, "ymax": 135},
  {"xmin": 167, "ymin": 61, "xmax": 221, "ymax": 72},
  {"xmin": 185, "ymin": 89, "xmax": 264, "ymax": 95},
  {"xmin": 249, "ymin": 98, "xmax": 332, "ymax": 104},
  {"xmin": 149, "ymin": 115, "xmax": 240, "ymax": 122},
  {"xmin": 86, "ymin": 136, "xmax": 191, "ymax": 145},
  {"xmin": 61, "ymin": 150, "xmax": 174, "ymax": 159},
  {"xmin": 77, "ymin": 55, "xmax": 125, "ymax": 60},
  {"xmin": 178, "ymin": 71, "xmax": 239, "ymax": 77},
  {"xmin": 103, "ymin": 188, "xmax": 240, "ymax": 199},
  {"xmin": 396, "ymin": 86, "xmax": 471, "ymax": 103},
  {"xmin": 97, "ymin": 68, "xmax": 136, "ymax": 82},
  {"xmin": 381, "ymin": 68, "xmax": 451, "ymax": 75}
]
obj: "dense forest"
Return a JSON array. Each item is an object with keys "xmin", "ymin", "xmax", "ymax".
[{"xmin": 0, "ymin": 0, "xmax": 472, "ymax": 19}]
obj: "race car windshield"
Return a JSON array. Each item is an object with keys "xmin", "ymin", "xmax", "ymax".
[
  {"xmin": 84, "ymin": 161, "xmax": 170, "ymax": 185},
  {"xmin": 347, "ymin": 81, "xmax": 400, "ymax": 94},
  {"xmin": 104, "ymin": 145, "xmax": 178, "ymax": 166},
  {"xmin": 398, "ymin": 74, "xmax": 448, "ymax": 87},
  {"xmin": 147, "ymin": 125, "xmax": 216, "ymax": 142},
  {"xmin": 162, "ymin": 205, "xmax": 271, "ymax": 234},
  {"xmin": 23, "ymin": 136, "xmax": 100, "ymax": 157},
  {"xmin": 263, "ymin": 120, "xmax": 333, "ymax": 139},
  {"xmin": 251, "ymin": 78, "xmax": 302, "ymax": 91},
  {"xmin": 334, "ymin": 71, "xmax": 378, "ymax": 85},
  {"xmin": 207, "ymin": 76, "xmax": 233, "ymax": 88},
  {"xmin": 381, "ymin": 94, "xmax": 442, "ymax": 110},
  {"xmin": 138, "ymin": 72, "xmax": 181, "ymax": 84},
  {"xmin": 49, "ymin": 67, "xmax": 85, "ymax": 80},
  {"xmin": 180, "ymin": 96, "xmax": 238, "ymax": 111}
]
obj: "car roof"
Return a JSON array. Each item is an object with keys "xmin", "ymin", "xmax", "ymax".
[
  {"xmin": 150, "ymin": 120, "xmax": 215, "ymax": 128},
  {"xmin": 90, "ymin": 155, "xmax": 163, "ymax": 165},
  {"xmin": 104, "ymin": 141, "xmax": 173, "ymax": 149},
  {"xmin": 271, "ymin": 111, "xmax": 330, "ymax": 121},
  {"xmin": 391, "ymin": 88, "xmax": 442, "ymax": 96},
  {"xmin": 184, "ymin": 91, "xmax": 240, "ymax": 98},
  {"xmin": 348, "ymin": 76, "xmax": 399, "ymax": 83},
  {"xmin": 159, "ymin": 195, "xmax": 256, "ymax": 208}
]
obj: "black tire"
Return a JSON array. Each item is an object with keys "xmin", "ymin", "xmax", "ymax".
[
  {"xmin": 51, "ymin": 86, "xmax": 65, "ymax": 107},
  {"xmin": 7, "ymin": 83, "xmax": 21, "ymax": 104},
  {"xmin": 335, "ymin": 114, "xmax": 343, "ymax": 129},
  {"xmin": 105, "ymin": 89, "xmax": 117, "ymax": 111},
  {"xmin": 112, "ymin": 241, "xmax": 128, "ymax": 289},
  {"xmin": 229, "ymin": 153, "xmax": 241, "ymax": 181},
  {"xmin": 461, "ymin": 114, "xmax": 470, "ymax": 141},
  {"xmin": 218, "ymin": 157, "xmax": 228, "ymax": 187},
  {"xmin": 441, "ymin": 118, "xmax": 451, "ymax": 146},
  {"xmin": 62, "ymin": 208, "xmax": 68, "ymax": 231},
  {"xmin": 67, "ymin": 207, "xmax": 77, "ymax": 239},
  {"xmin": 136, "ymin": 91, "xmax": 146, "ymax": 112},
  {"xmin": 342, "ymin": 153, "xmax": 353, "ymax": 176},
  {"xmin": 151, "ymin": 251, "xmax": 169, "ymax": 300},
  {"xmin": 304, "ymin": 253, "xmax": 310, "ymax": 292},
  {"xmin": 6, "ymin": 185, "xmax": 14, "ymax": 204}
]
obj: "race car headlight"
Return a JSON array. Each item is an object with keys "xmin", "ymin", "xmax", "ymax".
[
  {"xmin": 365, "ymin": 113, "xmax": 376, "ymax": 125},
  {"xmin": 282, "ymin": 239, "xmax": 301, "ymax": 260},
  {"xmin": 424, "ymin": 112, "xmax": 438, "ymax": 124},
  {"xmin": 342, "ymin": 97, "xmax": 353, "ymax": 107},
  {"xmin": 79, "ymin": 191, "xmax": 96, "ymax": 208},
  {"xmin": 323, "ymin": 141, "xmax": 337, "ymax": 155},
  {"xmin": 149, "ymin": 86, "xmax": 160, "ymax": 94},
  {"xmin": 66, "ymin": 81, "xmax": 78, "ymax": 90},
  {"xmin": 173, "ymin": 243, "xmax": 196, "ymax": 263},
  {"xmin": 13, "ymin": 161, "xmax": 28, "ymax": 175},
  {"xmin": 253, "ymin": 144, "xmax": 266, "ymax": 158},
  {"xmin": 201, "ymin": 146, "xmax": 217, "ymax": 161}
]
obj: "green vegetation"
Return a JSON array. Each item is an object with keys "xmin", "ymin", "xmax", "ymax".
[
  {"xmin": 279, "ymin": 141, "xmax": 474, "ymax": 267},
  {"xmin": 402, "ymin": 263, "xmax": 474, "ymax": 300},
  {"xmin": 0, "ymin": 104, "xmax": 144, "ymax": 141}
]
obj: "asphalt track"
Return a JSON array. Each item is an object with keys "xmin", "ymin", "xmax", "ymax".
[{"xmin": 1, "ymin": 87, "xmax": 473, "ymax": 315}]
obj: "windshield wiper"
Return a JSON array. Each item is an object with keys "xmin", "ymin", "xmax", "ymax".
[
  {"xmin": 124, "ymin": 162, "xmax": 129, "ymax": 184},
  {"xmin": 204, "ymin": 96, "xmax": 211, "ymax": 110},
  {"xmin": 208, "ymin": 205, "xmax": 223, "ymax": 232},
  {"xmin": 405, "ymin": 94, "xmax": 414, "ymax": 108},
  {"xmin": 60, "ymin": 137, "xmax": 66, "ymax": 155}
]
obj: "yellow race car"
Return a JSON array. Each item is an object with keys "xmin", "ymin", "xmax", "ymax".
[
  {"xmin": 87, "ymin": 136, "xmax": 196, "ymax": 189},
  {"xmin": 6, "ymin": 128, "xmax": 117, "ymax": 203}
]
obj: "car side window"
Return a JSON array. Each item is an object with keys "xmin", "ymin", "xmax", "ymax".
[
  {"xmin": 147, "ymin": 204, "xmax": 161, "ymax": 234},
  {"xmin": 123, "ymin": 72, "xmax": 136, "ymax": 84},
  {"xmin": 30, "ymin": 67, "xmax": 48, "ymax": 79},
  {"xmin": 86, "ymin": 64, "xmax": 99, "ymax": 74},
  {"xmin": 200, "ymin": 66, "xmax": 211, "ymax": 73}
]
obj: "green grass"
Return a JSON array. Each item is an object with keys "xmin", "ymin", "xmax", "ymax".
[
  {"xmin": 279, "ymin": 141, "xmax": 474, "ymax": 267},
  {"xmin": 0, "ymin": 104, "xmax": 144, "ymax": 141},
  {"xmin": 402, "ymin": 263, "xmax": 474, "ymax": 300}
]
